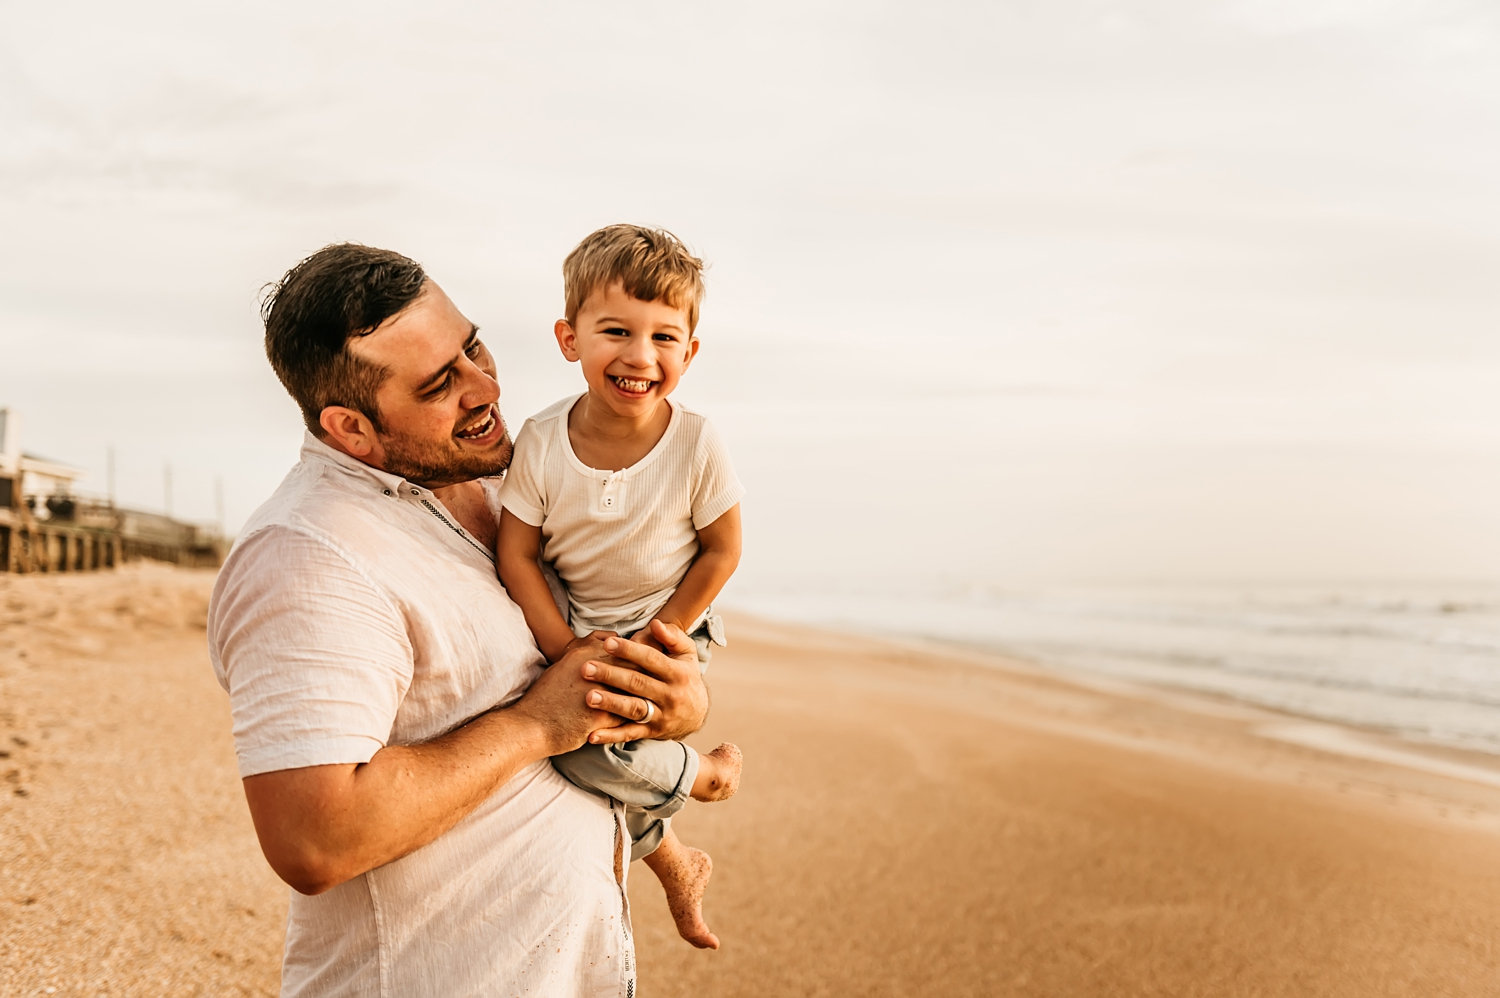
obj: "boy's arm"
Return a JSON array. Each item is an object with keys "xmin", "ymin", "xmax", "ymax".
[
  {"xmin": 646, "ymin": 504, "xmax": 742, "ymax": 639},
  {"xmin": 496, "ymin": 508, "xmax": 578, "ymax": 663}
]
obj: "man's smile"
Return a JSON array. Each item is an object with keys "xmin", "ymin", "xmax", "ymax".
[{"xmin": 455, "ymin": 404, "xmax": 500, "ymax": 440}]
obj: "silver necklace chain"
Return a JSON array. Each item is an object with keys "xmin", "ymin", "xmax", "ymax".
[{"xmin": 419, "ymin": 497, "xmax": 493, "ymax": 561}]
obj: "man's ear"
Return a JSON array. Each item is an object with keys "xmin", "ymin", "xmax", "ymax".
[
  {"xmin": 318, "ymin": 405, "xmax": 380, "ymax": 458},
  {"xmin": 554, "ymin": 319, "xmax": 580, "ymax": 362}
]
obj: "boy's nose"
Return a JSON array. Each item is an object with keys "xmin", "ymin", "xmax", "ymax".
[{"xmin": 621, "ymin": 336, "xmax": 655, "ymax": 367}]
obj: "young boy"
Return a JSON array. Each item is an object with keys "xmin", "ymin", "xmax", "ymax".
[{"xmin": 497, "ymin": 224, "xmax": 744, "ymax": 950}]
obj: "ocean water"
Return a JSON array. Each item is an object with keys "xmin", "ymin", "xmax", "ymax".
[{"xmin": 727, "ymin": 581, "xmax": 1500, "ymax": 759}]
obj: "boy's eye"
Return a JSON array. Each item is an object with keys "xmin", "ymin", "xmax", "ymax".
[
  {"xmin": 602, "ymin": 327, "xmax": 628, "ymax": 337},
  {"xmin": 652, "ymin": 332, "xmax": 678, "ymax": 343}
]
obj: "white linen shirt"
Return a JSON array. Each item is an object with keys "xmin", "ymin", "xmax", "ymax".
[
  {"xmin": 498, "ymin": 394, "xmax": 744, "ymax": 635},
  {"xmin": 208, "ymin": 432, "xmax": 632, "ymax": 998}
]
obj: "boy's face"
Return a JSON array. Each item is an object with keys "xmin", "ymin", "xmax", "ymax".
[{"xmin": 555, "ymin": 281, "xmax": 699, "ymax": 421}]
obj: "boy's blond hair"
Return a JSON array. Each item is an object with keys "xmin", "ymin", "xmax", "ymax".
[{"xmin": 562, "ymin": 224, "xmax": 705, "ymax": 333}]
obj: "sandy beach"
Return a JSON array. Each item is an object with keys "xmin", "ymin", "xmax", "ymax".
[{"xmin": 3, "ymin": 565, "xmax": 1500, "ymax": 996}]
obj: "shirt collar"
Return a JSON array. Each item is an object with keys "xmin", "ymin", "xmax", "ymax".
[{"xmin": 298, "ymin": 430, "xmax": 432, "ymax": 499}]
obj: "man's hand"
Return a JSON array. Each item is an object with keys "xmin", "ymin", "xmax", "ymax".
[
  {"xmin": 567, "ymin": 629, "xmax": 623, "ymax": 657},
  {"xmin": 627, "ymin": 623, "xmax": 671, "ymax": 656},
  {"xmin": 507, "ymin": 633, "xmax": 619, "ymax": 756},
  {"xmin": 581, "ymin": 619, "xmax": 708, "ymax": 744}
]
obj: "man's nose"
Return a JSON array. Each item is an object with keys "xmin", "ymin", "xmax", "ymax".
[{"xmin": 458, "ymin": 359, "xmax": 501, "ymax": 408}]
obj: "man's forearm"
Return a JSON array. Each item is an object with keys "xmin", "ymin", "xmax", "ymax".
[
  {"xmin": 242, "ymin": 629, "xmax": 709, "ymax": 894},
  {"xmin": 242, "ymin": 704, "xmax": 559, "ymax": 895},
  {"xmin": 242, "ymin": 645, "xmax": 611, "ymax": 896}
]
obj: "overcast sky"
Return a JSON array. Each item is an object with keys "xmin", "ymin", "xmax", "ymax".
[{"xmin": 3, "ymin": 1, "xmax": 1497, "ymax": 593}]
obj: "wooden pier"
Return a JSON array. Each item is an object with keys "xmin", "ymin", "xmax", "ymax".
[
  {"xmin": 0, "ymin": 517, "xmax": 122, "ymax": 573},
  {"xmin": 0, "ymin": 509, "xmax": 222, "ymax": 574},
  {"xmin": 0, "ymin": 409, "xmax": 222, "ymax": 572}
]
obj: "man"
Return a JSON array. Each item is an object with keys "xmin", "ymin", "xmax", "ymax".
[{"xmin": 208, "ymin": 243, "xmax": 710, "ymax": 996}]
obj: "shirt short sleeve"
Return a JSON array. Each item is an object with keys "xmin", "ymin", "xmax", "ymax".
[
  {"xmin": 497, "ymin": 420, "xmax": 548, "ymax": 527},
  {"xmin": 210, "ymin": 525, "xmax": 415, "ymax": 778},
  {"xmin": 690, "ymin": 417, "xmax": 745, "ymax": 530}
]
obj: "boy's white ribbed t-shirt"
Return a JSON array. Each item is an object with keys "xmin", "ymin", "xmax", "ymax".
[{"xmin": 498, "ymin": 393, "xmax": 744, "ymax": 634}]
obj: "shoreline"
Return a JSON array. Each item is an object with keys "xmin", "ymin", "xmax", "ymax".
[
  {"xmin": 724, "ymin": 607, "xmax": 1500, "ymax": 793},
  {"xmin": 5, "ymin": 567, "xmax": 1500, "ymax": 995}
]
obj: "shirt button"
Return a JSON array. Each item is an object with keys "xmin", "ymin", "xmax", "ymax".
[
  {"xmin": 383, "ymin": 489, "xmax": 391, "ymax": 496},
  {"xmin": 602, "ymin": 496, "xmax": 614, "ymax": 508},
  {"xmin": 410, "ymin": 489, "xmax": 420, "ymax": 495}
]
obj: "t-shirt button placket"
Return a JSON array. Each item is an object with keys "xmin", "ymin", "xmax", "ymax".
[{"xmin": 599, "ymin": 473, "xmax": 621, "ymax": 513}]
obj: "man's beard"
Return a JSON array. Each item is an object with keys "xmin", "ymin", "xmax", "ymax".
[{"xmin": 375, "ymin": 424, "xmax": 514, "ymax": 489}]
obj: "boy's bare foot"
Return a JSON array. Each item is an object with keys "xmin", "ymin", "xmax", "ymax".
[
  {"xmin": 643, "ymin": 829, "xmax": 720, "ymax": 950},
  {"xmin": 691, "ymin": 742, "xmax": 742, "ymax": 802}
]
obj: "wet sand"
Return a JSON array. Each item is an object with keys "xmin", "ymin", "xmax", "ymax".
[{"xmin": 4, "ymin": 565, "xmax": 1500, "ymax": 996}]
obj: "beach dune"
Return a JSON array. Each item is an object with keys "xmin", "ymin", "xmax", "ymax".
[{"xmin": 3, "ymin": 566, "xmax": 1499, "ymax": 996}]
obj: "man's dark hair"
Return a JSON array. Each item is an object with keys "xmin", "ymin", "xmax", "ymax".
[{"xmin": 261, "ymin": 243, "xmax": 428, "ymax": 436}]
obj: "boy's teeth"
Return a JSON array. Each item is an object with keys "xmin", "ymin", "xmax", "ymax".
[{"xmin": 612, "ymin": 376, "xmax": 651, "ymax": 392}]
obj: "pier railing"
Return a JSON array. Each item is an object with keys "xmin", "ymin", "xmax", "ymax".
[{"xmin": 0, "ymin": 502, "xmax": 224, "ymax": 573}]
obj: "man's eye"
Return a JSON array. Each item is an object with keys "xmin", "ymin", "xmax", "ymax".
[
  {"xmin": 466, "ymin": 340, "xmax": 484, "ymax": 358},
  {"xmin": 426, "ymin": 372, "xmax": 454, "ymax": 398}
]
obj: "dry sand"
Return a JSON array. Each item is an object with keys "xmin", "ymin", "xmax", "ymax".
[
  {"xmin": 4, "ymin": 565, "xmax": 1500, "ymax": 996},
  {"xmin": 0, "ymin": 565, "xmax": 283, "ymax": 996}
]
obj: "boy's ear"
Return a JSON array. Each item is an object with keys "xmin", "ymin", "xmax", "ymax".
[
  {"xmin": 319, "ymin": 405, "xmax": 380, "ymax": 459},
  {"xmin": 554, "ymin": 319, "xmax": 580, "ymax": 361},
  {"xmin": 683, "ymin": 336, "xmax": 700, "ymax": 367}
]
